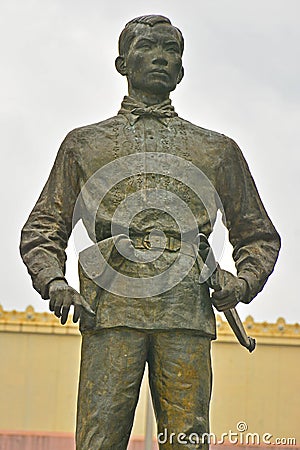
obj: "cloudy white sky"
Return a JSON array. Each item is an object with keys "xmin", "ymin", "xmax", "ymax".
[{"xmin": 1, "ymin": 0, "xmax": 299, "ymax": 323}]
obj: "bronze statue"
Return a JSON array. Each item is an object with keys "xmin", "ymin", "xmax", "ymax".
[{"xmin": 20, "ymin": 15, "xmax": 280, "ymax": 450}]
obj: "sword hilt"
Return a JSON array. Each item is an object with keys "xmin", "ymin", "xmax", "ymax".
[{"xmin": 197, "ymin": 233, "xmax": 256, "ymax": 353}]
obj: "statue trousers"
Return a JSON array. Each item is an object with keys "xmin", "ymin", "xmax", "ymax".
[{"xmin": 76, "ymin": 327, "xmax": 212, "ymax": 450}]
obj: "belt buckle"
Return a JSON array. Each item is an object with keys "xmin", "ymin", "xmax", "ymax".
[
  {"xmin": 142, "ymin": 234, "xmax": 152, "ymax": 249},
  {"xmin": 142, "ymin": 233, "xmax": 165, "ymax": 250},
  {"xmin": 168, "ymin": 236, "xmax": 175, "ymax": 251}
]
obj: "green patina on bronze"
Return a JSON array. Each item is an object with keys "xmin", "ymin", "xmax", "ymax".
[{"xmin": 20, "ymin": 14, "xmax": 280, "ymax": 450}]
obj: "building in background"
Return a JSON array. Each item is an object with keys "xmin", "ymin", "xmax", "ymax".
[{"xmin": 0, "ymin": 306, "xmax": 299, "ymax": 450}]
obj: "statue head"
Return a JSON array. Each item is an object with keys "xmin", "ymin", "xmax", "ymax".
[{"xmin": 115, "ymin": 15, "xmax": 184, "ymax": 101}]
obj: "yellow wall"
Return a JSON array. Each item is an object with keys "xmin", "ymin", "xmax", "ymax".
[{"xmin": 0, "ymin": 305, "xmax": 299, "ymax": 443}]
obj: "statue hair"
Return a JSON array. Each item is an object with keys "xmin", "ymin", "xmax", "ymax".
[{"xmin": 118, "ymin": 15, "xmax": 184, "ymax": 57}]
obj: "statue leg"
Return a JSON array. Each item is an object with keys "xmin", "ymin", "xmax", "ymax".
[
  {"xmin": 76, "ymin": 327, "xmax": 148, "ymax": 450},
  {"xmin": 148, "ymin": 330, "xmax": 212, "ymax": 450}
]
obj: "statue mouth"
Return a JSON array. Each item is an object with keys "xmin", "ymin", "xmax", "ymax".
[{"xmin": 150, "ymin": 69, "xmax": 169, "ymax": 76}]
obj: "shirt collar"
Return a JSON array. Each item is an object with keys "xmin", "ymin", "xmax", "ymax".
[{"xmin": 118, "ymin": 96, "xmax": 178, "ymax": 126}]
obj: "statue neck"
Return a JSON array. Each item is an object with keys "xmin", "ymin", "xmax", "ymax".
[{"xmin": 127, "ymin": 87, "xmax": 170, "ymax": 106}]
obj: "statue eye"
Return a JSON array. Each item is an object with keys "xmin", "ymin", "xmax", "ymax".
[
  {"xmin": 137, "ymin": 40, "xmax": 152, "ymax": 50},
  {"xmin": 166, "ymin": 45, "xmax": 180, "ymax": 53}
]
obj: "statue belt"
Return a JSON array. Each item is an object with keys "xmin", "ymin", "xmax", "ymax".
[
  {"xmin": 79, "ymin": 233, "xmax": 204, "ymax": 286},
  {"xmin": 132, "ymin": 234, "xmax": 180, "ymax": 251},
  {"xmin": 131, "ymin": 233, "xmax": 201, "ymax": 261}
]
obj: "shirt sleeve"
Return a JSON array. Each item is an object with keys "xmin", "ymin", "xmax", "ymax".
[
  {"xmin": 217, "ymin": 137, "xmax": 281, "ymax": 303},
  {"xmin": 20, "ymin": 130, "xmax": 80, "ymax": 299}
]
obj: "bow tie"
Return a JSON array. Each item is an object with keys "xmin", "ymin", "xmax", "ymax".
[{"xmin": 118, "ymin": 96, "xmax": 178, "ymax": 125}]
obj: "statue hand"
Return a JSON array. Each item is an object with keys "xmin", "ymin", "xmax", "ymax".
[
  {"xmin": 211, "ymin": 270, "xmax": 248, "ymax": 312},
  {"xmin": 48, "ymin": 280, "xmax": 95, "ymax": 325}
]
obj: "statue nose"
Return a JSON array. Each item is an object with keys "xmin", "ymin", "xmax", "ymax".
[{"xmin": 152, "ymin": 57, "xmax": 168, "ymax": 66}]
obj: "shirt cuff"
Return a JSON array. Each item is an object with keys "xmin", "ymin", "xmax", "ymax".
[
  {"xmin": 238, "ymin": 272, "xmax": 258, "ymax": 304},
  {"xmin": 33, "ymin": 267, "xmax": 66, "ymax": 299}
]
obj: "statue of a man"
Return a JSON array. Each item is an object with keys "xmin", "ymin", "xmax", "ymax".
[{"xmin": 20, "ymin": 15, "xmax": 280, "ymax": 450}]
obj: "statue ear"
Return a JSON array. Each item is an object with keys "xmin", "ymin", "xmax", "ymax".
[
  {"xmin": 115, "ymin": 56, "xmax": 127, "ymax": 76},
  {"xmin": 177, "ymin": 66, "xmax": 184, "ymax": 85}
]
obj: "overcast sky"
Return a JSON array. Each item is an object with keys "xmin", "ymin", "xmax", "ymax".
[{"xmin": 1, "ymin": 0, "xmax": 299, "ymax": 324}]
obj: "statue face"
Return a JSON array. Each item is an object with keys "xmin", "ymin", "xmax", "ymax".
[{"xmin": 124, "ymin": 23, "xmax": 183, "ymax": 96}]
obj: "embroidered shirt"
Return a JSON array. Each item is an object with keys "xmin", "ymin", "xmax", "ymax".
[{"xmin": 20, "ymin": 99, "xmax": 280, "ymax": 336}]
